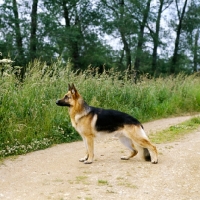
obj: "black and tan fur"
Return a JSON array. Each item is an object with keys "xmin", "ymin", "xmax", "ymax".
[{"xmin": 56, "ymin": 84, "xmax": 158, "ymax": 164}]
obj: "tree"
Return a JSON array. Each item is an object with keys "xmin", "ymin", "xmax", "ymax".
[
  {"xmin": 182, "ymin": 1, "xmax": 200, "ymax": 72},
  {"xmin": 30, "ymin": 0, "xmax": 38, "ymax": 61},
  {"xmin": 0, "ymin": 0, "xmax": 27, "ymax": 78},
  {"xmin": 193, "ymin": 30, "xmax": 199, "ymax": 72},
  {"xmin": 0, "ymin": 0, "xmax": 198, "ymax": 76},
  {"xmin": 98, "ymin": 0, "xmax": 156, "ymax": 76},
  {"xmin": 97, "ymin": 0, "xmax": 133, "ymax": 70},
  {"xmin": 134, "ymin": 0, "xmax": 152, "ymax": 73},
  {"xmin": 12, "ymin": 0, "xmax": 24, "ymax": 61},
  {"xmin": 147, "ymin": 0, "xmax": 173, "ymax": 75},
  {"xmin": 119, "ymin": 0, "xmax": 132, "ymax": 70},
  {"xmin": 40, "ymin": 0, "xmax": 114, "ymax": 70},
  {"xmin": 170, "ymin": 0, "xmax": 188, "ymax": 74},
  {"xmin": 61, "ymin": 0, "xmax": 81, "ymax": 70}
]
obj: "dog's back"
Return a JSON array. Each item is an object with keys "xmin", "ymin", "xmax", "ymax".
[{"xmin": 89, "ymin": 107, "xmax": 142, "ymax": 132}]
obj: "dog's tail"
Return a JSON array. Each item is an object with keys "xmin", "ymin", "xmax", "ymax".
[{"xmin": 143, "ymin": 148, "xmax": 151, "ymax": 161}]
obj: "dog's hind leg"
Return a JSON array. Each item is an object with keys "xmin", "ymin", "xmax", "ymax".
[
  {"xmin": 137, "ymin": 139, "xmax": 158, "ymax": 164},
  {"xmin": 118, "ymin": 135, "xmax": 138, "ymax": 160},
  {"xmin": 130, "ymin": 126, "xmax": 158, "ymax": 164}
]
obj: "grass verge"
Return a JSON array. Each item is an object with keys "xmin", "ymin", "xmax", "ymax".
[{"xmin": 150, "ymin": 117, "xmax": 200, "ymax": 143}]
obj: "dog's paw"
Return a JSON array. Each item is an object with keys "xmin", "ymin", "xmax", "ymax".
[
  {"xmin": 79, "ymin": 157, "xmax": 87, "ymax": 162},
  {"xmin": 121, "ymin": 156, "xmax": 130, "ymax": 160},
  {"xmin": 84, "ymin": 160, "xmax": 93, "ymax": 164},
  {"xmin": 151, "ymin": 159, "xmax": 158, "ymax": 164}
]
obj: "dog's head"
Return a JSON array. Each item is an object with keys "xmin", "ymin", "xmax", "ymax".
[{"xmin": 56, "ymin": 83, "xmax": 80, "ymax": 107}]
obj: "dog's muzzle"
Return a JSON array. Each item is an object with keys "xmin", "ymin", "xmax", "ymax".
[
  {"xmin": 56, "ymin": 100, "xmax": 70, "ymax": 107},
  {"xmin": 56, "ymin": 100, "xmax": 62, "ymax": 106}
]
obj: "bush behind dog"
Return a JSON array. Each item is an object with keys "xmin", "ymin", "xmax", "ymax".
[{"xmin": 1, "ymin": 60, "xmax": 200, "ymax": 157}]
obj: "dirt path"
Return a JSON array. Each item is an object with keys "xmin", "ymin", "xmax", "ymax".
[{"xmin": 0, "ymin": 115, "xmax": 200, "ymax": 200}]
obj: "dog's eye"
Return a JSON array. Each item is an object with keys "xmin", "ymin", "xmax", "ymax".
[{"xmin": 65, "ymin": 95, "xmax": 71, "ymax": 99}]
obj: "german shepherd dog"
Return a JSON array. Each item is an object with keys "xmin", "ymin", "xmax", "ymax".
[{"xmin": 56, "ymin": 84, "xmax": 158, "ymax": 164}]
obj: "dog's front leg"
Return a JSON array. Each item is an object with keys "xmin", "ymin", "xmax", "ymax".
[
  {"xmin": 79, "ymin": 137, "xmax": 89, "ymax": 162},
  {"xmin": 83, "ymin": 135, "xmax": 94, "ymax": 164}
]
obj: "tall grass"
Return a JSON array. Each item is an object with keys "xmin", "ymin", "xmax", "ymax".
[{"xmin": 1, "ymin": 60, "xmax": 200, "ymax": 157}]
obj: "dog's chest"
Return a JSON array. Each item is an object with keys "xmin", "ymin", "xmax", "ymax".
[
  {"xmin": 70, "ymin": 113, "xmax": 87, "ymax": 132},
  {"xmin": 71, "ymin": 119, "xmax": 88, "ymax": 136},
  {"xmin": 71, "ymin": 113, "xmax": 97, "ymax": 135}
]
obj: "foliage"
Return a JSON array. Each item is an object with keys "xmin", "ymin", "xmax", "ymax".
[
  {"xmin": 1, "ymin": 60, "xmax": 200, "ymax": 158},
  {"xmin": 0, "ymin": 0, "xmax": 200, "ymax": 77}
]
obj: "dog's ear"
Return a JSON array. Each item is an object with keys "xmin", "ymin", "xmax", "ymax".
[
  {"xmin": 68, "ymin": 84, "xmax": 72, "ymax": 91},
  {"xmin": 71, "ymin": 83, "xmax": 77, "ymax": 95}
]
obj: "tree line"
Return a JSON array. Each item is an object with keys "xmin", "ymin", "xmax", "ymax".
[{"xmin": 0, "ymin": 0, "xmax": 200, "ymax": 79}]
